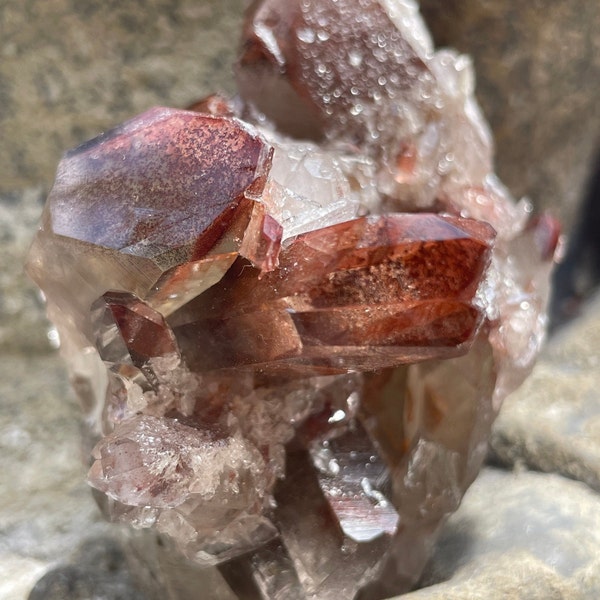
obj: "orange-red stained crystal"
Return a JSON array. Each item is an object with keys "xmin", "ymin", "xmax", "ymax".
[{"xmin": 172, "ymin": 214, "xmax": 495, "ymax": 373}]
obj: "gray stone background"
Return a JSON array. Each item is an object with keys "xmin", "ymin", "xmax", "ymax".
[{"xmin": 1, "ymin": 1, "xmax": 599, "ymax": 598}]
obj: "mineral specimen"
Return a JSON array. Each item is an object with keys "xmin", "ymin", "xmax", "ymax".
[{"xmin": 26, "ymin": 0, "xmax": 558, "ymax": 598}]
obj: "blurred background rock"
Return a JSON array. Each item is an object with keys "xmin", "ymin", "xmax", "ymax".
[{"xmin": 1, "ymin": 1, "xmax": 599, "ymax": 598}]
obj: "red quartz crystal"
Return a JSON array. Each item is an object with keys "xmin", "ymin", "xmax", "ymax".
[
  {"xmin": 51, "ymin": 107, "xmax": 270, "ymax": 257},
  {"xmin": 92, "ymin": 291, "xmax": 179, "ymax": 365},
  {"xmin": 237, "ymin": 0, "xmax": 433, "ymax": 146},
  {"xmin": 172, "ymin": 214, "xmax": 494, "ymax": 373}
]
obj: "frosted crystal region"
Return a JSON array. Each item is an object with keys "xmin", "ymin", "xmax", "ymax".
[{"xmin": 26, "ymin": 1, "xmax": 559, "ymax": 598}]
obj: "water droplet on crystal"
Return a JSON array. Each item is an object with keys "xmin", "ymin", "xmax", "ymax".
[
  {"xmin": 297, "ymin": 27, "xmax": 316, "ymax": 43},
  {"xmin": 328, "ymin": 409, "xmax": 346, "ymax": 423},
  {"xmin": 47, "ymin": 327, "xmax": 60, "ymax": 349},
  {"xmin": 348, "ymin": 49, "xmax": 363, "ymax": 67}
]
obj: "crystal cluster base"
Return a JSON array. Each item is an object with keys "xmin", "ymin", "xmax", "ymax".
[{"xmin": 26, "ymin": 0, "xmax": 558, "ymax": 598}]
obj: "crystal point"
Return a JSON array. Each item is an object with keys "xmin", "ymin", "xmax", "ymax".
[
  {"xmin": 92, "ymin": 291, "xmax": 179, "ymax": 365},
  {"xmin": 172, "ymin": 213, "xmax": 493, "ymax": 374},
  {"xmin": 52, "ymin": 108, "xmax": 270, "ymax": 255}
]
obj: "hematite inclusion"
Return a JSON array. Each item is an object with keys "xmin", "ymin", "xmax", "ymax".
[{"xmin": 26, "ymin": 0, "xmax": 559, "ymax": 598}]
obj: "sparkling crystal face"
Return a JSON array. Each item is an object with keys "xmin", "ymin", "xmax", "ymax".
[
  {"xmin": 50, "ymin": 107, "xmax": 269, "ymax": 254},
  {"xmin": 26, "ymin": 0, "xmax": 558, "ymax": 598},
  {"xmin": 238, "ymin": 0, "xmax": 434, "ymax": 147}
]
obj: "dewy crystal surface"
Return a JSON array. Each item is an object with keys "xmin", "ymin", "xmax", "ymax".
[{"xmin": 26, "ymin": 0, "xmax": 558, "ymax": 598}]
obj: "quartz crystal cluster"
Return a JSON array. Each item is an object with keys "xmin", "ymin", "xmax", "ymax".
[{"xmin": 27, "ymin": 0, "xmax": 558, "ymax": 598}]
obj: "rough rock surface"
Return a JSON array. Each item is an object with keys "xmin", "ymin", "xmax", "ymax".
[
  {"xmin": 491, "ymin": 291, "xmax": 600, "ymax": 491},
  {"xmin": 28, "ymin": 537, "xmax": 144, "ymax": 600},
  {"xmin": 0, "ymin": 189, "xmax": 51, "ymax": 354},
  {"xmin": 402, "ymin": 468, "xmax": 600, "ymax": 600},
  {"xmin": 0, "ymin": 354, "xmax": 126, "ymax": 599}
]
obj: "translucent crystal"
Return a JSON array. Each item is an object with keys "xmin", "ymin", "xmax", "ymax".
[
  {"xmin": 260, "ymin": 136, "xmax": 379, "ymax": 240},
  {"xmin": 171, "ymin": 214, "xmax": 494, "ymax": 373}
]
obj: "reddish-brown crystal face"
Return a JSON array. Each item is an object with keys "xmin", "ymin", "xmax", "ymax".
[
  {"xmin": 49, "ymin": 107, "xmax": 271, "ymax": 261},
  {"xmin": 172, "ymin": 213, "xmax": 494, "ymax": 373},
  {"xmin": 91, "ymin": 291, "xmax": 179, "ymax": 369}
]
